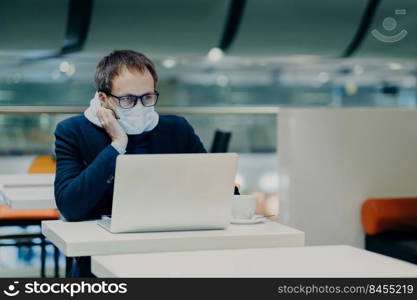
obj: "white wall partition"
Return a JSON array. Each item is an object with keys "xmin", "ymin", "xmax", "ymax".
[{"xmin": 278, "ymin": 109, "xmax": 417, "ymax": 248}]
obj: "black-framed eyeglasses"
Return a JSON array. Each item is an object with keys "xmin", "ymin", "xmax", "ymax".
[{"xmin": 104, "ymin": 91, "xmax": 159, "ymax": 109}]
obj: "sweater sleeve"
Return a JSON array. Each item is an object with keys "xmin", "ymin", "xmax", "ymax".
[{"xmin": 54, "ymin": 122, "xmax": 119, "ymax": 221}]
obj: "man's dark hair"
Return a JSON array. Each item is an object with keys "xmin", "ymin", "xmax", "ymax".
[{"xmin": 94, "ymin": 50, "xmax": 158, "ymax": 94}]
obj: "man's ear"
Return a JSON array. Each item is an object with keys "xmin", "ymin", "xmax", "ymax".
[{"xmin": 97, "ymin": 92, "xmax": 107, "ymax": 107}]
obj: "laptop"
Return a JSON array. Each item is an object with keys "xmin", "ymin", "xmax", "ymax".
[{"xmin": 97, "ymin": 153, "xmax": 238, "ymax": 233}]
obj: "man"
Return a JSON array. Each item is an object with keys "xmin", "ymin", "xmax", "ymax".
[{"xmin": 54, "ymin": 50, "xmax": 238, "ymax": 277}]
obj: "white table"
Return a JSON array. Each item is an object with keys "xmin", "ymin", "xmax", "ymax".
[
  {"xmin": 42, "ymin": 220, "xmax": 304, "ymax": 257},
  {"xmin": 91, "ymin": 245, "xmax": 417, "ymax": 278},
  {"xmin": 1, "ymin": 186, "xmax": 56, "ymax": 209},
  {"xmin": 0, "ymin": 174, "xmax": 54, "ymax": 187}
]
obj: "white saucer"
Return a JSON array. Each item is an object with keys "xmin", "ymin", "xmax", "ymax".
[{"xmin": 231, "ymin": 215, "xmax": 266, "ymax": 225}]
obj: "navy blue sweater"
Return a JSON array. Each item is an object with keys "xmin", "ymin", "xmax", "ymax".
[
  {"xmin": 125, "ymin": 130, "xmax": 152, "ymax": 154},
  {"xmin": 54, "ymin": 114, "xmax": 238, "ymax": 277}
]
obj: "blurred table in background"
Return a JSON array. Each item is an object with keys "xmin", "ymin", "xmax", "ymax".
[
  {"xmin": 0, "ymin": 174, "xmax": 55, "ymax": 209},
  {"xmin": 0, "ymin": 174, "xmax": 54, "ymax": 187},
  {"xmin": 1, "ymin": 186, "xmax": 55, "ymax": 210}
]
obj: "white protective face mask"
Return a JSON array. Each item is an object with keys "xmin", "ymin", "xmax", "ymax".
[
  {"xmin": 84, "ymin": 92, "xmax": 159, "ymax": 135},
  {"xmin": 115, "ymin": 103, "xmax": 159, "ymax": 135}
]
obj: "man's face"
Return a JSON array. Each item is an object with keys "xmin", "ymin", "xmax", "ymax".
[{"xmin": 98, "ymin": 66, "xmax": 155, "ymax": 108}]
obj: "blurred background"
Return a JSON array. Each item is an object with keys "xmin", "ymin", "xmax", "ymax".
[{"xmin": 0, "ymin": 0, "xmax": 416, "ymax": 276}]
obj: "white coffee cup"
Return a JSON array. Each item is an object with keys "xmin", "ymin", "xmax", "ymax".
[{"xmin": 232, "ymin": 195, "xmax": 257, "ymax": 219}]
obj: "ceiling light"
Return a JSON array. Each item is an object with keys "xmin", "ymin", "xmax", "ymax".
[
  {"xmin": 162, "ymin": 58, "xmax": 176, "ymax": 69},
  {"xmin": 59, "ymin": 61, "xmax": 70, "ymax": 73},
  {"xmin": 207, "ymin": 47, "xmax": 224, "ymax": 62},
  {"xmin": 388, "ymin": 62, "xmax": 404, "ymax": 70}
]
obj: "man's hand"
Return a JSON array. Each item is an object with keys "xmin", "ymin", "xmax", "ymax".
[{"xmin": 97, "ymin": 100, "xmax": 127, "ymax": 150}]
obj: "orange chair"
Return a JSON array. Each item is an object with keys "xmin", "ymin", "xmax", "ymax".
[
  {"xmin": 0, "ymin": 155, "xmax": 60, "ymax": 277},
  {"xmin": 361, "ymin": 198, "xmax": 417, "ymax": 235},
  {"xmin": 361, "ymin": 198, "xmax": 417, "ymax": 264},
  {"xmin": 28, "ymin": 155, "xmax": 56, "ymax": 173}
]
